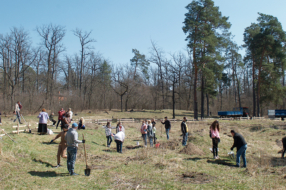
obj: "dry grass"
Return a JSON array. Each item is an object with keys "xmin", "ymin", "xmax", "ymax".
[{"xmin": 0, "ymin": 110, "xmax": 286, "ymax": 189}]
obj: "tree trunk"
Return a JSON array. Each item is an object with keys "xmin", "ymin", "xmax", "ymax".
[
  {"xmin": 206, "ymin": 93, "xmax": 209, "ymax": 117},
  {"xmin": 201, "ymin": 74, "xmax": 204, "ymax": 119},
  {"xmin": 252, "ymin": 57, "xmax": 256, "ymax": 117},
  {"xmin": 172, "ymin": 81, "xmax": 175, "ymax": 119}
]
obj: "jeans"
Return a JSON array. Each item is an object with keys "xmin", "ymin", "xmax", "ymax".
[
  {"xmin": 182, "ymin": 133, "xmax": 188, "ymax": 146},
  {"xmin": 149, "ymin": 136, "xmax": 153, "ymax": 147},
  {"xmin": 56, "ymin": 120, "xmax": 62, "ymax": 129},
  {"xmin": 142, "ymin": 134, "xmax": 147, "ymax": 146},
  {"xmin": 115, "ymin": 140, "xmax": 123, "ymax": 153},
  {"xmin": 212, "ymin": 138, "xmax": 219, "ymax": 157},
  {"xmin": 236, "ymin": 144, "xmax": 247, "ymax": 167},
  {"xmin": 14, "ymin": 111, "xmax": 21, "ymax": 123},
  {"xmin": 166, "ymin": 128, "xmax": 170, "ymax": 140},
  {"xmin": 67, "ymin": 147, "xmax": 77, "ymax": 174},
  {"xmin": 106, "ymin": 135, "xmax": 113, "ymax": 146}
]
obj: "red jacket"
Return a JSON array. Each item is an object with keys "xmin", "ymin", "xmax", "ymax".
[{"xmin": 58, "ymin": 110, "xmax": 65, "ymax": 120}]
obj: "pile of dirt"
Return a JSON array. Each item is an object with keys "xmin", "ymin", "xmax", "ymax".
[
  {"xmin": 180, "ymin": 172, "xmax": 215, "ymax": 184},
  {"xmin": 155, "ymin": 162, "xmax": 166, "ymax": 170},
  {"xmin": 271, "ymin": 131, "xmax": 286, "ymax": 136},
  {"xmin": 249, "ymin": 125, "xmax": 263, "ymax": 132},
  {"xmin": 160, "ymin": 140, "xmax": 180, "ymax": 150},
  {"xmin": 179, "ymin": 143, "xmax": 205, "ymax": 156}
]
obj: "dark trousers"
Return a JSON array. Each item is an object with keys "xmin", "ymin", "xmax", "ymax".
[
  {"xmin": 212, "ymin": 138, "xmax": 219, "ymax": 157},
  {"xmin": 67, "ymin": 147, "xmax": 77, "ymax": 174},
  {"xmin": 51, "ymin": 119, "xmax": 56, "ymax": 125},
  {"xmin": 153, "ymin": 133, "xmax": 156, "ymax": 144},
  {"xmin": 142, "ymin": 134, "xmax": 147, "ymax": 146},
  {"xmin": 56, "ymin": 120, "xmax": 62, "ymax": 129},
  {"xmin": 106, "ymin": 135, "xmax": 113, "ymax": 146},
  {"xmin": 115, "ymin": 140, "xmax": 123, "ymax": 153}
]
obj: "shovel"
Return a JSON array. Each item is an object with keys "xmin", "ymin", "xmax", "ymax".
[
  {"xmin": 82, "ymin": 134, "xmax": 91, "ymax": 176},
  {"xmin": 1, "ymin": 129, "xmax": 17, "ymax": 143}
]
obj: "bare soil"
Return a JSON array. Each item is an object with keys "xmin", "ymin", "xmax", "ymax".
[
  {"xmin": 179, "ymin": 143, "xmax": 205, "ymax": 156},
  {"xmin": 180, "ymin": 172, "xmax": 216, "ymax": 184}
]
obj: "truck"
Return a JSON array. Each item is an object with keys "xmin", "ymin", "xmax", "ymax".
[
  {"xmin": 218, "ymin": 107, "xmax": 249, "ymax": 118},
  {"xmin": 268, "ymin": 110, "xmax": 286, "ymax": 120}
]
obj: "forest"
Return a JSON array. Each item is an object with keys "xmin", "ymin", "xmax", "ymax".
[{"xmin": 1, "ymin": 0, "xmax": 286, "ymax": 119}]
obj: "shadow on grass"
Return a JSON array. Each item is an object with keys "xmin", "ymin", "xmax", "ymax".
[
  {"xmin": 42, "ymin": 142, "xmax": 58, "ymax": 145},
  {"xmin": 92, "ymin": 141, "xmax": 106, "ymax": 146},
  {"xmin": 33, "ymin": 159, "xmax": 54, "ymax": 167},
  {"xmin": 28, "ymin": 171, "xmax": 69, "ymax": 177},
  {"xmin": 184, "ymin": 157, "xmax": 209, "ymax": 161},
  {"xmin": 207, "ymin": 159, "xmax": 235, "ymax": 167}
]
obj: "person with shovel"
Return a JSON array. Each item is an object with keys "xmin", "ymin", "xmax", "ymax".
[
  {"xmin": 65, "ymin": 123, "xmax": 85, "ymax": 176},
  {"xmin": 50, "ymin": 124, "xmax": 68, "ymax": 168},
  {"xmin": 181, "ymin": 117, "xmax": 188, "ymax": 146},
  {"xmin": 161, "ymin": 117, "xmax": 171, "ymax": 140},
  {"xmin": 230, "ymin": 130, "xmax": 247, "ymax": 167}
]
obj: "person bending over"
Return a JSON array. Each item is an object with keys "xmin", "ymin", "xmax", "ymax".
[{"xmin": 230, "ymin": 130, "xmax": 247, "ymax": 167}]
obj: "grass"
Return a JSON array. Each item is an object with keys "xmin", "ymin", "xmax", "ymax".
[{"xmin": 0, "ymin": 109, "xmax": 286, "ymax": 189}]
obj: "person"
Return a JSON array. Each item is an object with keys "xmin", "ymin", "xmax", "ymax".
[
  {"xmin": 68, "ymin": 108, "xmax": 73, "ymax": 121},
  {"xmin": 116, "ymin": 122, "xmax": 125, "ymax": 133},
  {"xmin": 105, "ymin": 122, "xmax": 116, "ymax": 147},
  {"xmin": 230, "ymin": 130, "xmax": 247, "ymax": 167},
  {"xmin": 37, "ymin": 108, "xmax": 49, "ymax": 135},
  {"xmin": 141, "ymin": 120, "xmax": 147, "ymax": 147},
  {"xmin": 210, "ymin": 120, "xmax": 220, "ymax": 159},
  {"xmin": 13, "ymin": 101, "xmax": 22, "ymax": 124},
  {"xmin": 281, "ymin": 136, "xmax": 286, "ymax": 159},
  {"xmin": 50, "ymin": 124, "xmax": 69, "ymax": 168},
  {"xmin": 181, "ymin": 117, "xmax": 189, "ymax": 146},
  {"xmin": 113, "ymin": 131, "xmax": 125, "ymax": 153},
  {"xmin": 65, "ymin": 123, "xmax": 85, "ymax": 176},
  {"xmin": 161, "ymin": 117, "xmax": 171, "ymax": 140},
  {"xmin": 49, "ymin": 112, "xmax": 57, "ymax": 126},
  {"xmin": 61, "ymin": 113, "xmax": 71, "ymax": 130},
  {"xmin": 147, "ymin": 120, "xmax": 154, "ymax": 147},
  {"xmin": 151, "ymin": 118, "xmax": 156, "ymax": 144},
  {"xmin": 57, "ymin": 108, "xmax": 65, "ymax": 129},
  {"xmin": 78, "ymin": 117, "xmax": 85, "ymax": 130}
]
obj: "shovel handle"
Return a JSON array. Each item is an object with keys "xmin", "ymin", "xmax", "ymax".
[{"xmin": 82, "ymin": 134, "xmax": 88, "ymax": 167}]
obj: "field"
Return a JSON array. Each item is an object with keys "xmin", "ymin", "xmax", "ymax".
[{"xmin": 1, "ymin": 109, "xmax": 286, "ymax": 189}]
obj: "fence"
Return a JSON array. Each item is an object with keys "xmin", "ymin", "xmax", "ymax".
[{"xmin": 12, "ymin": 123, "xmax": 31, "ymax": 134}]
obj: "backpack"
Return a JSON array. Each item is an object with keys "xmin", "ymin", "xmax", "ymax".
[{"xmin": 19, "ymin": 103, "xmax": 22, "ymax": 110}]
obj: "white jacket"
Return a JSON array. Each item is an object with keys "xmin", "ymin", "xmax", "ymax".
[
  {"xmin": 114, "ymin": 131, "xmax": 125, "ymax": 142},
  {"xmin": 69, "ymin": 111, "xmax": 73, "ymax": 119}
]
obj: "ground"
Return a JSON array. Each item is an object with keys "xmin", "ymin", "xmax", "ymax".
[{"xmin": 0, "ymin": 109, "xmax": 286, "ymax": 189}]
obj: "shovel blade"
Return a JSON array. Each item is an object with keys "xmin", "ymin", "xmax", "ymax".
[{"xmin": 85, "ymin": 168, "xmax": 91, "ymax": 176}]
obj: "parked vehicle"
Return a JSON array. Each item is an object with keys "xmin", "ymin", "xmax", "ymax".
[
  {"xmin": 218, "ymin": 107, "xmax": 249, "ymax": 118},
  {"xmin": 268, "ymin": 110, "xmax": 286, "ymax": 120}
]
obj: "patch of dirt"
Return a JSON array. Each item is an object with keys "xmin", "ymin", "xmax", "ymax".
[
  {"xmin": 155, "ymin": 162, "xmax": 166, "ymax": 170},
  {"xmin": 180, "ymin": 172, "xmax": 215, "ymax": 184},
  {"xmin": 90, "ymin": 164, "xmax": 107, "ymax": 170},
  {"xmin": 179, "ymin": 143, "xmax": 205, "ymax": 156},
  {"xmin": 89, "ymin": 154, "xmax": 111, "ymax": 160},
  {"xmin": 276, "ymin": 139, "xmax": 283, "ymax": 147},
  {"xmin": 250, "ymin": 125, "xmax": 263, "ymax": 132},
  {"xmin": 125, "ymin": 145, "xmax": 143, "ymax": 149},
  {"xmin": 160, "ymin": 140, "xmax": 180, "ymax": 150},
  {"xmin": 270, "ymin": 125, "xmax": 286, "ymax": 130},
  {"xmin": 271, "ymin": 131, "xmax": 286, "ymax": 136}
]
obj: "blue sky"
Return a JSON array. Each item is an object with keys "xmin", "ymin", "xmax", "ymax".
[{"xmin": 1, "ymin": 0, "xmax": 286, "ymax": 64}]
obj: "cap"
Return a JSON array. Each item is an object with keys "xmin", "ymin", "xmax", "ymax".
[{"xmin": 72, "ymin": 123, "xmax": 78, "ymax": 128}]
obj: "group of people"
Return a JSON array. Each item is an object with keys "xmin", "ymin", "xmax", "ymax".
[
  {"xmin": 37, "ymin": 108, "xmax": 86, "ymax": 135},
  {"xmin": 104, "ymin": 122, "xmax": 125, "ymax": 153}
]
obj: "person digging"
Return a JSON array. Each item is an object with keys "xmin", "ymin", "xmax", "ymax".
[
  {"xmin": 65, "ymin": 123, "xmax": 85, "ymax": 176},
  {"xmin": 230, "ymin": 130, "xmax": 247, "ymax": 168},
  {"xmin": 50, "ymin": 124, "xmax": 69, "ymax": 168}
]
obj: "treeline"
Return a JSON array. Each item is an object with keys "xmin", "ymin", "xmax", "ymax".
[{"xmin": 1, "ymin": 0, "xmax": 286, "ymax": 118}]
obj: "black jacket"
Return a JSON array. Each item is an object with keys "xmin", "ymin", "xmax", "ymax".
[
  {"xmin": 181, "ymin": 121, "xmax": 188, "ymax": 134},
  {"xmin": 282, "ymin": 136, "xmax": 286, "ymax": 148},
  {"xmin": 161, "ymin": 120, "xmax": 171, "ymax": 129},
  {"xmin": 231, "ymin": 133, "xmax": 247, "ymax": 151}
]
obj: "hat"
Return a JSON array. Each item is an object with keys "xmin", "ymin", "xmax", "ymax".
[{"xmin": 72, "ymin": 123, "xmax": 78, "ymax": 128}]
